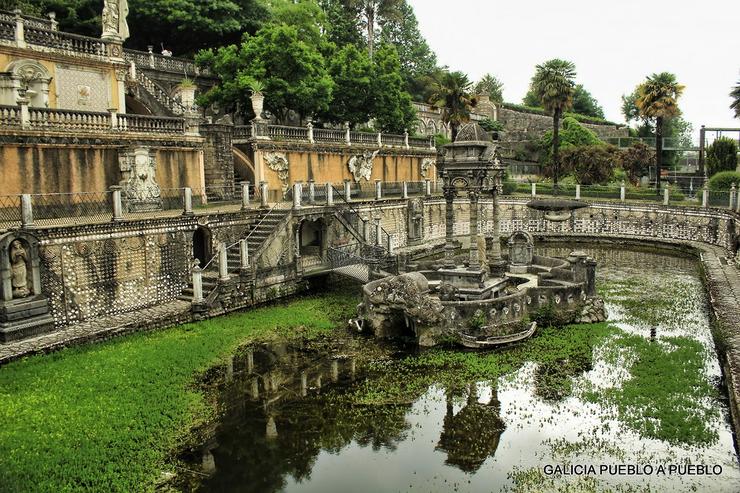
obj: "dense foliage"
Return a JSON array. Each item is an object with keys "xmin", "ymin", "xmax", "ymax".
[
  {"xmin": 557, "ymin": 144, "xmax": 621, "ymax": 185},
  {"xmin": 524, "ymin": 84, "xmax": 604, "ymax": 119},
  {"xmin": 732, "ymin": 80, "xmax": 740, "ymax": 118},
  {"xmin": 706, "ymin": 137, "xmax": 738, "ymax": 176},
  {"xmin": 707, "ymin": 170, "xmax": 740, "ymax": 191},
  {"xmin": 369, "ymin": 43, "xmax": 416, "ymax": 132},
  {"xmin": 620, "ymin": 142, "xmax": 655, "ymax": 184},
  {"xmin": 539, "ymin": 116, "xmax": 601, "ymax": 163},
  {"xmin": 475, "ymin": 73, "xmax": 504, "ymax": 103},
  {"xmin": 428, "ymin": 71, "xmax": 476, "ymax": 141}
]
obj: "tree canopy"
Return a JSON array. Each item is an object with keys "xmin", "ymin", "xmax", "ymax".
[
  {"xmin": 731, "ymin": 80, "xmax": 740, "ymax": 119},
  {"xmin": 322, "ymin": 43, "xmax": 374, "ymax": 126},
  {"xmin": 475, "ymin": 74, "xmax": 504, "ymax": 103},
  {"xmin": 429, "ymin": 71, "xmax": 476, "ymax": 141},
  {"xmin": 706, "ymin": 137, "xmax": 738, "ymax": 176},
  {"xmin": 370, "ymin": 43, "xmax": 416, "ymax": 133}
]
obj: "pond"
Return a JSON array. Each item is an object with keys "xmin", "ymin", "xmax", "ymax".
[{"xmin": 187, "ymin": 245, "xmax": 740, "ymax": 492}]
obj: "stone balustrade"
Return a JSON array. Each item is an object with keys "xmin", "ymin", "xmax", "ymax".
[
  {"xmin": 28, "ymin": 107, "xmax": 110, "ymax": 132},
  {"xmin": 123, "ymin": 48, "xmax": 212, "ymax": 77},
  {"xmin": 117, "ymin": 113, "xmax": 186, "ymax": 134}
]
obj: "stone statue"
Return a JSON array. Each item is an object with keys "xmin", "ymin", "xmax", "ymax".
[
  {"xmin": 10, "ymin": 240, "xmax": 30, "ymax": 298},
  {"xmin": 102, "ymin": 0, "xmax": 130, "ymax": 42},
  {"xmin": 348, "ymin": 150, "xmax": 379, "ymax": 182}
]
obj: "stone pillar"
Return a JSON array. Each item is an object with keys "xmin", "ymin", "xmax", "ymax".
[
  {"xmin": 363, "ymin": 219, "xmax": 371, "ymax": 243},
  {"xmin": 13, "ymin": 10, "xmax": 25, "ymax": 49},
  {"xmin": 377, "ymin": 132, "xmax": 382, "ymax": 147},
  {"xmin": 20, "ymin": 193, "xmax": 33, "ymax": 229},
  {"xmin": 663, "ymin": 187, "xmax": 669, "ymax": 206},
  {"xmin": 702, "ymin": 184, "xmax": 709, "ymax": 208},
  {"xmin": 293, "ymin": 182, "xmax": 302, "ymax": 209},
  {"xmin": 239, "ymin": 239, "xmax": 249, "ymax": 271},
  {"xmin": 343, "ymin": 180, "xmax": 352, "ymax": 201},
  {"xmin": 620, "ymin": 180, "xmax": 626, "ymax": 202},
  {"xmin": 192, "ymin": 264, "xmax": 204, "ymax": 303},
  {"xmin": 240, "ymin": 181, "xmax": 250, "ymax": 209},
  {"xmin": 575, "ymin": 184, "xmax": 581, "ymax": 200},
  {"xmin": 147, "ymin": 45, "xmax": 155, "ymax": 67},
  {"xmin": 308, "ymin": 180, "xmax": 315, "ymax": 204},
  {"xmin": 326, "ymin": 183, "xmax": 334, "ymax": 206},
  {"xmin": 17, "ymin": 94, "xmax": 29, "ymax": 129},
  {"xmin": 531, "ymin": 182, "xmax": 537, "ymax": 198},
  {"xmin": 183, "ymin": 187, "xmax": 193, "ymax": 215},
  {"xmin": 110, "ymin": 186, "xmax": 123, "ymax": 221},
  {"xmin": 402, "ymin": 181, "xmax": 408, "ymax": 199},
  {"xmin": 260, "ymin": 181, "xmax": 268, "ymax": 208},
  {"xmin": 731, "ymin": 183, "xmax": 737, "ymax": 209},
  {"xmin": 109, "ymin": 108, "xmax": 118, "ymax": 130},
  {"xmin": 375, "ymin": 219, "xmax": 382, "ymax": 246},
  {"xmin": 218, "ymin": 242, "xmax": 229, "ymax": 281},
  {"xmin": 200, "ymin": 123, "xmax": 235, "ymax": 201},
  {"xmin": 345, "ymin": 122, "xmax": 351, "ymax": 145},
  {"xmin": 468, "ymin": 191, "xmax": 480, "ymax": 270},
  {"xmin": 375, "ymin": 180, "xmax": 382, "ymax": 200},
  {"xmin": 425, "ymin": 179, "xmax": 432, "ymax": 197},
  {"xmin": 488, "ymin": 187, "xmax": 505, "ymax": 276},
  {"xmin": 307, "ymin": 122, "xmax": 314, "ymax": 144},
  {"xmin": 114, "ymin": 68, "xmax": 127, "ymax": 114},
  {"xmin": 294, "ymin": 225, "xmax": 301, "ymax": 260},
  {"xmin": 404, "ymin": 130, "xmax": 409, "ymax": 149},
  {"xmin": 443, "ymin": 187, "xmax": 456, "ymax": 268}
]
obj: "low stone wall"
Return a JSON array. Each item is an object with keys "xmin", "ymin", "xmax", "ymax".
[{"xmin": 497, "ymin": 107, "xmax": 629, "ymax": 142}]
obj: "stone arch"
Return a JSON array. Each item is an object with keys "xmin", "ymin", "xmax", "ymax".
[
  {"xmin": 299, "ymin": 217, "xmax": 326, "ymax": 257},
  {"xmin": 233, "ymin": 147, "xmax": 256, "ymax": 184},
  {"xmin": 3, "ymin": 59, "xmax": 53, "ymax": 107},
  {"xmin": 193, "ymin": 226, "xmax": 213, "ymax": 267}
]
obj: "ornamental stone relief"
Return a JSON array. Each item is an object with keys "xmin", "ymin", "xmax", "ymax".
[
  {"xmin": 421, "ymin": 158, "xmax": 436, "ymax": 178},
  {"xmin": 348, "ymin": 150, "xmax": 379, "ymax": 182},
  {"xmin": 265, "ymin": 152, "xmax": 290, "ymax": 194},
  {"xmin": 119, "ymin": 148, "xmax": 162, "ymax": 212}
]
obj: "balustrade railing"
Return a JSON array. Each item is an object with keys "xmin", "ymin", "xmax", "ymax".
[
  {"xmin": 0, "ymin": 10, "xmax": 55, "ymax": 30},
  {"xmin": 24, "ymin": 25, "xmax": 106, "ymax": 57},
  {"xmin": 233, "ymin": 125, "xmax": 252, "ymax": 139},
  {"xmin": 381, "ymin": 134, "xmax": 406, "ymax": 147},
  {"xmin": 136, "ymin": 71, "xmax": 188, "ymax": 115},
  {"xmin": 268, "ymin": 125, "xmax": 309, "ymax": 141},
  {"xmin": 117, "ymin": 113, "xmax": 186, "ymax": 134},
  {"xmin": 313, "ymin": 128, "xmax": 346, "ymax": 143},
  {"xmin": 28, "ymin": 107, "xmax": 110, "ymax": 132},
  {"xmin": 0, "ymin": 18, "xmax": 13, "ymax": 41},
  {"xmin": 123, "ymin": 49, "xmax": 211, "ymax": 76},
  {"xmin": 349, "ymin": 131, "xmax": 377, "ymax": 146},
  {"xmin": 0, "ymin": 104, "xmax": 20, "ymax": 126}
]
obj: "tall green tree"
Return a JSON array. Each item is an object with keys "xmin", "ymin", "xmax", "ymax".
[
  {"xmin": 348, "ymin": 0, "xmax": 401, "ymax": 58},
  {"xmin": 379, "ymin": 0, "xmax": 438, "ymax": 101},
  {"xmin": 322, "ymin": 44, "xmax": 374, "ymax": 127},
  {"xmin": 706, "ymin": 137, "xmax": 738, "ymax": 176},
  {"xmin": 196, "ymin": 24, "xmax": 334, "ymax": 123},
  {"xmin": 635, "ymin": 72, "xmax": 684, "ymax": 194},
  {"xmin": 530, "ymin": 59, "xmax": 577, "ymax": 189},
  {"xmin": 370, "ymin": 43, "xmax": 416, "ymax": 133},
  {"xmin": 475, "ymin": 74, "xmax": 504, "ymax": 103},
  {"xmin": 429, "ymin": 71, "xmax": 476, "ymax": 141},
  {"xmin": 318, "ymin": 0, "xmax": 365, "ymax": 48},
  {"xmin": 525, "ymin": 84, "xmax": 603, "ymax": 119},
  {"xmin": 267, "ymin": 0, "xmax": 328, "ymax": 45},
  {"xmin": 731, "ymin": 80, "xmax": 740, "ymax": 118},
  {"xmin": 19, "ymin": 0, "xmax": 268, "ymax": 54}
]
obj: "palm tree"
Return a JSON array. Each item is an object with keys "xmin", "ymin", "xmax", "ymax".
[
  {"xmin": 731, "ymin": 80, "xmax": 740, "ymax": 118},
  {"xmin": 635, "ymin": 72, "xmax": 684, "ymax": 195},
  {"xmin": 429, "ymin": 71, "xmax": 476, "ymax": 141},
  {"xmin": 530, "ymin": 59, "xmax": 576, "ymax": 191}
]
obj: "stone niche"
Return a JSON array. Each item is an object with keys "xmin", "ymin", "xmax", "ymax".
[
  {"xmin": 119, "ymin": 147, "xmax": 163, "ymax": 212},
  {"xmin": 507, "ymin": 231, "xmax": 533, "ymax": 274},
  {"xmin": 0, "ymin": 232, "xmax": 54, "ymax": 342}
]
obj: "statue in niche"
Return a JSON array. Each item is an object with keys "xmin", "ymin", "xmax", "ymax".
[
  {"xmin": 264, "ymin": 152, "xmax": 290, "ymax": 195},
  {"xmin": 101, "ymin": 0, "xmax": 130, "ymax": 41},
  {"xmin": 10, "ymin": 240, "xmax": 30, "ymax": 298},
  {"xmin": 348, "ymin": 150, "xmax": 379, "ymax": 182}
]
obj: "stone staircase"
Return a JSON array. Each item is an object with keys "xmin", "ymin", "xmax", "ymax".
[
  {"xmin": 135, "ymin": 71, "xmax": 187, "ymax": 116},
  {"xmin": 178, "ymin": 207, "xmax": 291, "ymax": 302}
]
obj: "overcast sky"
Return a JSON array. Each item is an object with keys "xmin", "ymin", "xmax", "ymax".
[{"xmin": 408, "ymin": 0, "xmax": 740, "ymax": 142}]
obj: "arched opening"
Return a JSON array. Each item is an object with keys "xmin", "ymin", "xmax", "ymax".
[
  {"xmin": 233, "ymin": 147, "xmax": 256, "ymax": 185},
  {"xmin": 3, "ymin": 60, "xmax": 52, "ymax": 108},
  {"xmin": 299, "ymin": 219, "xmax": 324, "ymax": 257},
  {"xmin": 124, "ymin": 95, "xmax": 153, "ymax": 115},
  {"xmin": 193, "ymin": 227, "xmax": 212, "ymax": 267}
]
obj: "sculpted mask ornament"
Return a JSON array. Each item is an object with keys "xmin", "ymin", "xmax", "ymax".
[
  {"xmin": 421, "ymin": 158, "xmax": 436, "ymax": 179},
  {"xmin": 119, "ymin": 148, "xmax": 162, "ymax": 211},
  {"xmin": 264, "ymin": 152, "xmax": 290, "ymax": 194},
  {"xmin": 10, "ymin": 240, "xmax": 30, "ymax": 299},
  {"xmin": 348, "ymin": 150, "xmax": 379, "ymax": 182}
]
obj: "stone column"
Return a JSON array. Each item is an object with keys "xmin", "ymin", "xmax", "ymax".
[
  {"xmin": 109, "ymin": 108, "xmax": 118, "ymax": 130},
  {"xmin": 443, "ymin": 187, "xmax": 456, "ymax": 268},
  {"xmin": 114, "ymin": 68, "xmax": 127, "ymax": 114},
  {"xmin": 260, "ymin": 181, "xmax": 268, "ymax": 208},
  {"xmin": 402, "ymin": 181, "xmax": 408, "ymax": 199},
  {"xmin": 308, "ymin": 180, "xmax": 315, "ymax": 204},
  {"xmin": 239, "ymin": 239, "xmax": 249, "ymax": 272},
  {"xmin": 294, "ymin": 224, "xmax": 301, "ymax": 260},
  {"xmin": 468, "ymin": 190, "xmax": 480, "ymax": 270},
  {"xmin": 218, "ymin": 242, "xmax": 229, "ymax": 281},
  {"xmin": 375, "ymin": 219, "xmax": 382, "ymax": 247},
  {"xmin": 531, "ymin": 182, "xmax": 537, "ymax": 198},
  {"xmin": 345, "ymin": 122, "xmax": 351, "ymax": 145},
  {"xmin": 20, "ymin": 193, "xmax": 33, "ymax": 229},
  {"xmin": 702, "ymin": 184, "xmax": 709, "ymax": 208},
  {"xmin": 183, "ymin": 187, "xmax": 193, "ymax": 215},
  {"xmin": 293, "ymin": 182, "xmax": 302, "ymax": 210},
  {"xmin": 404, "ymin": 130, "xmax": 409, "ymax": 149},
  {"xmin": 377, "ymin": 132, "xmax": 382, "ymax": 147},
  {"xmin": 343, "ymin": 180, "xmax": 352, "ymax": 201},
  {"xmin": 663, "ymin": 187, "xmax": 669, "ymax": 206},
  {"xmin": 326, "ymin": 183, "xmax": 334, "ymax": 206},
  {"xmin": 110, "ymin": 186, "xmax": 123, "ymax": 221},
  {"xmin": 375, "ymin": 180, "xmax": 382, "ymax": 200},
  {"xmin": 192, "ymin": 264, "xmax": 204, "ymax": 303},
  {"xmin": 425, "ymin": 179, "xmax": 432, "ymax": 197},
  {"xmin": 575, "ymin": 184, "xmax": 581, "ymax": 200},
  {"xmin": 17, "ymin": 93, "xmax": 30, "ymax": 129},
  {"xmin": 13, "ymin": 10, "xmax": 26, "ymax": 49},
  {"xmin": 731, "ymin": 183, "xmax": 737, "ymax": 209},
  {"xmin": 363, "ymin": 219, "xmax": 371, "ymax": 243},
  {"xmin": 488, "ymin": 187, "xmax": 505, "ymax": 276},
  {"xmin": 620, "ymin": 180, "xmax": 626, "ymax": 202},
  {"xmin": 240, "ymin": 181, "xmax": 250, "ymax": 209}
]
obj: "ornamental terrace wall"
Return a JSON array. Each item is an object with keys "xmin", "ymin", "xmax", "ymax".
[{"xmin": 497, "ymin": 107, "xmax": 629, "ymax": 142}]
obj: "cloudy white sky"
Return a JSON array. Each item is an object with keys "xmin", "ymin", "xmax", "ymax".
[{"xmin": 408, "ymin": 0, "xmax": 740, "ymax": 142}]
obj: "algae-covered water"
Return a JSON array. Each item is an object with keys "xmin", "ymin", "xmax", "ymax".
[{"xmin": 191, "ymin": 246, "xmax": 740, "ymax": 492}]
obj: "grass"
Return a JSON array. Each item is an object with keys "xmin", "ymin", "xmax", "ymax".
[{"xmin": 0, "ymin": 289, "xmax": 358, "ymax": 492}]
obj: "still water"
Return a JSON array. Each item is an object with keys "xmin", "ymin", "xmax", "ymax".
[{"xmin": 193, "ymin": 246, "xmax": 740, "ymax": 492}]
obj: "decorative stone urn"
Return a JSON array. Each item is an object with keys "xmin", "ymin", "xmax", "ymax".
[{"xmin": 250, "ymin": 92, "xmax": 265, "ymax": 119}]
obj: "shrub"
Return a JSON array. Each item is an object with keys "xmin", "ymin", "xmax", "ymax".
[
  {"xmin": 706, "ymin": 137, "xmax": 738, "ymax": 176},
  {"xmin": 540, "ymin": 117, "xmax": 602, "ymax": 165},
  {"xmin": 479, "ymin": 117, "xmax": 504, "ymax": 132},
  {"xmin": 434, "ymin": 133, "xmax": 451, "ymax": 147},
  {"xmin": 707, "ymin": 171, "xmax": 740, "ymax": 191},
  {"xmin": 553, "ymin": 143, "xmax": 621, "ymax": 185},
  {"xmin": 620, "ymin": 142, "xmax": 655, "ymax": 184}
]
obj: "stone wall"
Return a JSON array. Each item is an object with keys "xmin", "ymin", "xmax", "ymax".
[{"xmin": 497, "ymin": 107, "xmax": 629, "ymax": 142}]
